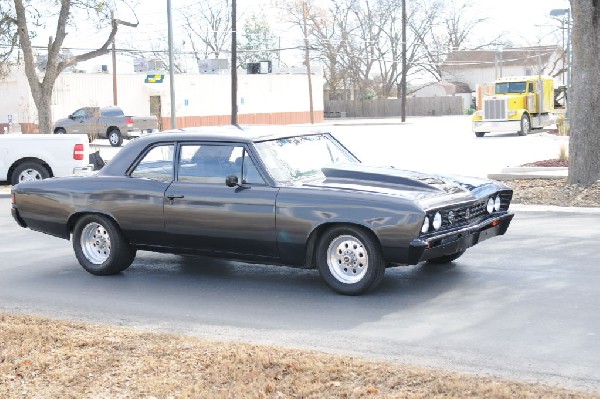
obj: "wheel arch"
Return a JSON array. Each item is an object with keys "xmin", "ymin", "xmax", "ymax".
[
  {"xmin": 304, "ymin": 221, "xmax": 382, "ymax": 268},
  {"xmin": 106, "ymin": 126, "xmax": 120, "ymax": 135},
  {"xmin": 8, "ymin": 157, "xmax": 53, "ymax": 182},
  {"xmin": 67, "ymin": 211, "xmax": 123, "ymax": 236}
]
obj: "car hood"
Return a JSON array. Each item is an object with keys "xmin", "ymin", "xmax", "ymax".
[{"xmin": 305, "ymin": 164, "xmax": 503, "ymax": 209}]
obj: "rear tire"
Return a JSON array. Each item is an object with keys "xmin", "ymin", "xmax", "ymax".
[
  {"xmin": 108, "ymin": 129, "xmax": 123, "ymax": 147},
  {"xmin": 427, "ymin": 250, "xmax": 465, "ymax": 264},
  {"xmin": 54, "ymin": 128, "xmax": 66, "ymax": 134},
  {"xmin": 11, "ymin": 162, "xmax": 50, "ymax": 185},
  {"xmin": 518, "ymin": 114, "xmax": 530, "ymax": 136},
  {"xmin": 474, "ymin": 132, "xmax": 486, "ymax": 138},
  {"xmin": 73, "ymin": 214, "xmax": 136, "ymax": 275},
  {"xmin": 317, "ymin": 226, "xmax": 385, "ymax": 295}
]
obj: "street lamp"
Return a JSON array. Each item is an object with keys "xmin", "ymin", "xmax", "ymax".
[{"xmin": 550, "ymin": 8, "xmax": 571, "ymax": 121}]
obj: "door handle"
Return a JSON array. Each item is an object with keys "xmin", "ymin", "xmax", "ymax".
[{"xmin": 167, "ymin": 194, "xmax": 185, "ymax": 200}]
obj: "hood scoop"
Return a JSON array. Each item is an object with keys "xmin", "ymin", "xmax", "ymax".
[{"xmin": 321, "ymin": 165, "xmax": 454, "ymax": 192}]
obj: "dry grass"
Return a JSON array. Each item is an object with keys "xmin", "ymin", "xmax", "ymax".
[
  {"xmin": 1, "ymin": 312, "xmax": 596, "ymax": 399},
  {"xmin": 509, "ymin": 178, "xmax": 600, "ymax": 208}
]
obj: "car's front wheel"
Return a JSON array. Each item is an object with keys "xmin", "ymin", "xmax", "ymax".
[
  {"xmin": 426, "ymin": 250, "xmax": 465, "ymax": 264},
  {"xmin": 317, "ymin": 226, "xmax": 385, "ymax": 295},
  {"xmin": 73, "ymin": 214, "xmax": 136, "ymax": 275}
]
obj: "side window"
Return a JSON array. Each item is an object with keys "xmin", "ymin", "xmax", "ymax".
[
  {"xmin": 72, "ymin": 109, "xmax": 86, "ymax": 119},
  {"xmin": 177, "ymin": 144, "xmax": 264, "ymax": 185},
  {"xmin": 130, "ymin": 144, "xmax": 174, "ymax": 181},
  {"xmin": 528, "ymin": 83, "xmax": 534, "ymax": 93}
]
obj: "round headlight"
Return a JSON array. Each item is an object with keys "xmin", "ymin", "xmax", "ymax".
[
  {"xmin": 421, "ymin": 216, "xmax": 430, "ymax": 233},
  {"xmin": 432, "ymin": 212, "xmax": 442, "ymax": 230},
  {"xmin": 486, "ymin": 197, "xmax": 495, "ymax": 214},
  {"xmin": 494, "ymin": 196, "xmax": 501, "ymax": 211}
]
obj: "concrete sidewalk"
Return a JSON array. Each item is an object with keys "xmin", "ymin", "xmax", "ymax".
[{"xmin": 487, "ymin": 166, "xmax": 568, "ymax": 180}]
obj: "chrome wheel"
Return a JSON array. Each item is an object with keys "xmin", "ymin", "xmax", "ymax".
[
  {"xmin": 18, "ymin": 168, "xmax": 43, "ymax": 182},
  {"xmin": 80, "ymin": 222, "xmax": 111, "ymax": 265},
  {"xmin": 327, "ymin": 235, "xmax": 369, "ymax": 284}
]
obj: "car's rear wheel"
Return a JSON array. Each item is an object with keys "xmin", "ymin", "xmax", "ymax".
[
  {"xmin": 317, "ymin": 226, "xmax": 385, "ymax": 295},
  {"xmin": 73, "ymin": 214, "xmax": 136, "ymax": 275},
  {"xmin": 474, "ymin": 131, "xmax": 486, "ymax": 138},
  {"xmin": 426, "ymin": 250, "xmax": 465, "ymax": 264},
  {"xmin": 11, "ymin": 162, "xmax": 50, "ymax": 185},
  {"xmin": 108, "ymin": 129, "xmax": 123, "ymax": 147},
  {"xmin": 54, "ymin": 128, "xmax": 66, "ymax": 134}
]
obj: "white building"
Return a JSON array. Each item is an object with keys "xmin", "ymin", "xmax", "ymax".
[{"xmin": 0, "ymin": 68, "xmax": 324, "ymax": 133}]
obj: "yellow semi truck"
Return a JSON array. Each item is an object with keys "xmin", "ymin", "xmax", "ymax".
[{"xmin": 472, "ymin": 76, "xmax": 556, "ymax": 137}]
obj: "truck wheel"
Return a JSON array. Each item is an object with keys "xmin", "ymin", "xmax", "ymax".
[
  {"xmin": 518, "ymin": 114, "xmax": 530, "ymax": 136},
  {"xmin": 73, "ymin": 214, "xmax": 136, "ymax": 275},
  {"xmin": 11, "ymin": 162, "xmax": 50, "ymax": 185},
  {"xmin": 317, "ymin": 226, "xmax": 385, "ymax": 295},
  {"xmin": 474, "ymin": 132, "xmax": 486, "ymax": 138},
  {"xmin": 108, "ymin": 129, "xmax": 123, "ymax": 147},
  {"xmin": 54, "ymin": 128, "xmax": 66, "ymax": 134}
]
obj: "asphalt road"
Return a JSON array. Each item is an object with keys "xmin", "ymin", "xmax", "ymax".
[{"xmin": 1, "ymin": 195, "xmax": 599, "ymax": 391}]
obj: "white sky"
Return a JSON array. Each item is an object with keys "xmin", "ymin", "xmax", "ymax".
[{"xmin": 31, "ymin": 0, "xmax": 571, "ymax": 72}]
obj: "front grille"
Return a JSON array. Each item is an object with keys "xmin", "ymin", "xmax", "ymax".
[
  {"xmin": 441, "ymin": 200, "xmax": 487, "ymax": 229},
  {"xmin": 483, "ymin": 98, "xmax": 508, "ymax": 120}
]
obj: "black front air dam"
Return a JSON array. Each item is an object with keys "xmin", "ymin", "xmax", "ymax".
[{"xmin": 407, "ymin": 212, "xmax": 514, "ymax": 265}]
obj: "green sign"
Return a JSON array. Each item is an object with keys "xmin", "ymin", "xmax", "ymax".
[{"xmin": 145, "ymin": 74, "xmax": 164, "ymax": 83}]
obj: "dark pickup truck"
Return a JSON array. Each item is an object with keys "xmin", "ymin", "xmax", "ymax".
[{"xmin": 54, "ymin": 106, "xmax": 158, "ymax": 147}]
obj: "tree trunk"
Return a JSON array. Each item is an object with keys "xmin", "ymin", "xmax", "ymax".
[
  {"xmin": 33, "ymin": 89, "xmax": 54, "ymax": 134},
  {"xmin": 568, "ymin": 0, "xmax": 600, "ymax": 185}
]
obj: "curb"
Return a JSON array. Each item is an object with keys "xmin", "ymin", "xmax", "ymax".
[
  {"xmin": 511, "ymin": 204, "xmax": 600, "ymax": 213},
  {"xmin": 488, "ymin": 167, "xmax": 568, "ymax": 181}
]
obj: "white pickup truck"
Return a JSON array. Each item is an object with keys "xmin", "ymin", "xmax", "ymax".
[{"xmin": 0, "ymin": 134, "xmax": 91, "ymax": 185}]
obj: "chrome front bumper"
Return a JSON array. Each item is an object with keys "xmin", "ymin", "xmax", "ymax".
[{"xmin": 473, "ymin": 120, "xmax": 520, "ymax": 133}]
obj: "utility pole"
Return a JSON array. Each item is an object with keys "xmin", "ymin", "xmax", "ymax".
[
  {"xmin": 167, "ymin": 0, "xmax": 176, "ymax": 128},
  {"xmin": 302, "ymin": 1, "xmax": 314, "ymax": 124},
  {"xmin": 231, "ymin": 0, "xmax": 238, "ymax": 126},
  {"xmin": 400, "ymin": 0, "xmax": 407, "ymax": 122},
  {"xmin": 111, "ymin": 11, "xmax": 117, "ymax": 106}
]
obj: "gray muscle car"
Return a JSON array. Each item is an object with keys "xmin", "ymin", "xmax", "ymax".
[{"xmin": 11, "ymin": 126, "xmax": 514, "ymax": 295}]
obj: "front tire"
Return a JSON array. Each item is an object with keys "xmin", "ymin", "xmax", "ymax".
[
  {"xmin": 108, "ymin": 129, "xmax": 123, "ymax": 147},
  {"xmin": 474, "ymin": 132, "xmax": 486, "ymax": 138},
  {"xmin": 54, "ymin": 128, "xmax": 66, "ymax": 134},
  {"xmin": 317, "ymin": 226, "xmax": 385, "ymax": 295},
  {"xmin": 11, "ymin": 162, "xmax": 50, "ymax": 185},
  {"xmin": 427, "ymin": 250, "xmax": 465, "ymax": 264},
  {"xmin": 73, "ymin": 214, "xmax": 136, "ymax": 275},
  {"xmin": 518, "ymin": 114, "xmax": 530, "ymax": 136}
]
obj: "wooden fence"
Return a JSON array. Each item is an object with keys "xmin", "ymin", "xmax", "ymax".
[{"xmin": 324, "ymin": 97, "xmax": 463, "ymax": 118}]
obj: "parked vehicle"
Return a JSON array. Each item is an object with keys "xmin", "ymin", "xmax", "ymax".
[
  {"xmin": 53, "ymin": 106, "xmax": 158, "ymax": 147},
  {"xmin": 11, "ymin": 126, "xmax": 514, "ymax": 295},
  {"xmin": 0, "ymin": 133, "xmax": 91, "ymax": 185},
  {"xmin": 472, "ymin": 75, "xmax": 557, "ymax": 137}
]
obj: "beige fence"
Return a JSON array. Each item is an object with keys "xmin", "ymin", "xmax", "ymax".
[{"xmin": 324, "ymin": 97, "xmax": 463, "ymax": 118}]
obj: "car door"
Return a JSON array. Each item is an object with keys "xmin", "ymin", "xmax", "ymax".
[
  {"xmin": 164, "ymin": 142, "xmax": 279, "ymax": 259},
  {"xmin": 116, "ymin": 143, "xmax": 175, "ymax": 246},
  {"xmin": 65, "ymin": 108, "xmax": 87, "ymax": 134}
]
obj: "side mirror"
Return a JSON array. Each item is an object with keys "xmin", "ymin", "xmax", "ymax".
[
  {"xmin": 68, "ymin": 114, "xmax": 74, "ymax": 119},
  {"xmin": 225, "ymin": 175, "xmax": 239, "ymax": 187}
]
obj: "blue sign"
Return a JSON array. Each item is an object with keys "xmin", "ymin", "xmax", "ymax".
[
  {"xmin": 7, "ymin": 114, "xmax": 12, "ymax": 124},
  {"xmin": 184, "ymin": 99, "xmax": 189, "ymax": 106}
]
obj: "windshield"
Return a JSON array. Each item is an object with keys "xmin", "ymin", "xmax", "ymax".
[
  {"xmin": 254, "ymin": 134, "xmax": 359, "ymax": 184},
  {"xmin": 495, "ymin": 82, "xmax": 527, "ymax": 94}
]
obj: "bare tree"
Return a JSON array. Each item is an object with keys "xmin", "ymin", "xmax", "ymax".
[
  {"xmin": 414, "ymin": 0, "xmax": 507, "ymax": 81},
  {"xmin": 180, "ymin": 0, "xmax": 232, "ymax": 66},
  {"xmin": 1, "ymin": 0, "xmax": 137, "ymax": 134},
  {"xmin": 568, "ymin": 0, "xmax": 600, "ymax": 185}
]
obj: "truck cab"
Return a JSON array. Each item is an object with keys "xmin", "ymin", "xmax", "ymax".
[{"xmin": 472, "ymin": 76, "xmax": 556, "ymax": 137}]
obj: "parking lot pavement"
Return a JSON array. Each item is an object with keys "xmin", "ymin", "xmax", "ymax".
[{"xmin": 1, "ymin": 115, "xmax": 569, "ymax": 189}]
